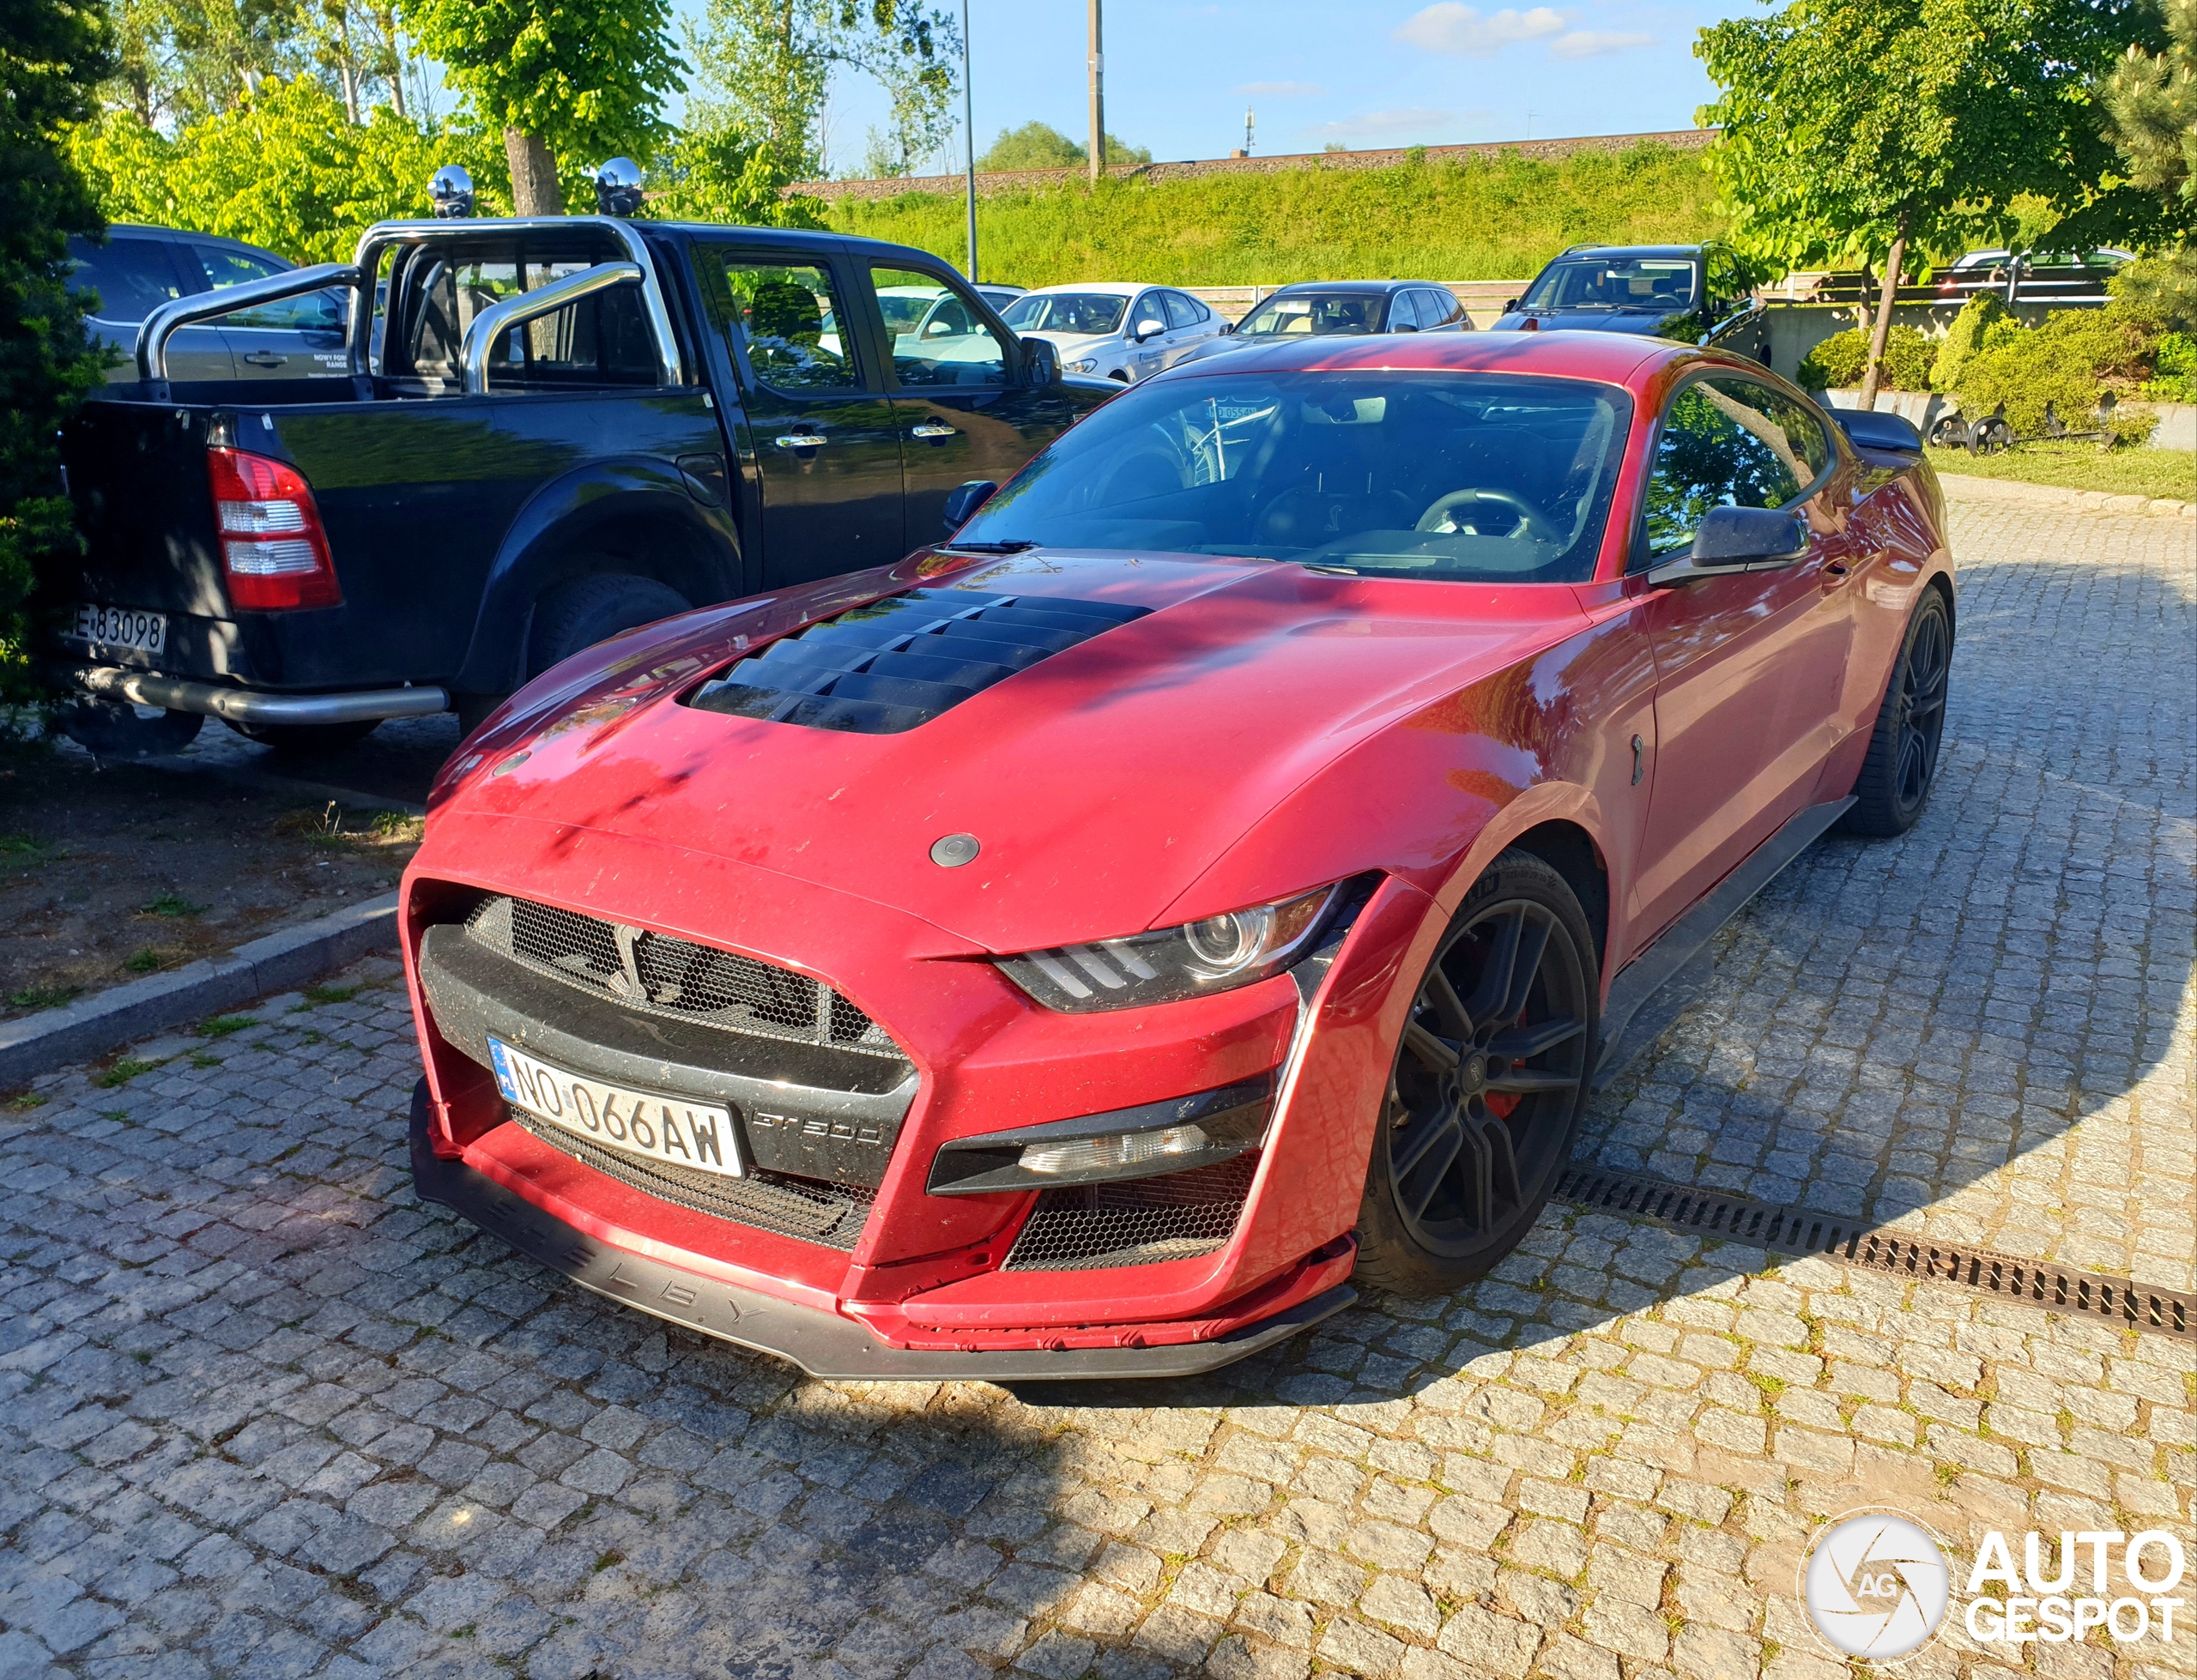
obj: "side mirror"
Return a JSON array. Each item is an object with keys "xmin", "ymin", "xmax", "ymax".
[
  {"xmin": 1394, "ymin": 320, "xmax": 1418, "ymax": 333},
  {"xmin": 1020, "ymin": 336, "xmax": 1060, "ymax": 386},
  {"xmin": 941, "ymin": 479, "xmax": 998, "ymax": 534},
  {"xmin": 1221, "ymin": 321, "xmax": 1237, "ymax": 335},
  {"xmin": 1135, "ymin": 318, "xmax": 1165, "ymax": 341},
  {"xmin": 1645, "ymin": 505, "xmax": 1807, "ymax": 585},
  {"xmin": 1834, "ymin": 408, "xmax": 1924, "ymax": 454},
  {"xmin": 1504, "ymin": 297, "xmax": 1520, "ymax": 311}
]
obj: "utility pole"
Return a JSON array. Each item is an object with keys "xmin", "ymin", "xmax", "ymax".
[
  {"xmin": 1087, "ymin": 0, "xmax": 1104, "ymax": 184},
  {"xmin": 1244, "ymin": 106, "xmax": 1255, "ymax": 154},
  {"xmin": 962, "ymin": 0, "xmax": 977, "ymax": 280}
]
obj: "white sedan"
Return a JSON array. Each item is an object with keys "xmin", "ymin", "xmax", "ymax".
[{"xmin": 999, "ymin": 282, "xmax": 1226, "ymax": 383}]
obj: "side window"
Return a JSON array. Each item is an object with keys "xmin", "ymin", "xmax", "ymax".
[
  {"xmin": 1129, "ymin": 292, "xmax": 1166, "ymax": 336},
  {"xmin": 708, "ymin": 255, "xmax": 858, "ymax": 393},
  {"xmin": 70, "ymin": 238, "xmax": 188, "ymax": 323},
  {"xmin": 870, "ymin": 265, "xmax": 1008, "ymax": 388},
  {"xmin": 1421, "ymin": 288, "xmax": 1460, "ymax": 325},
  {"xmin": 1387, "ymin": 291, "xmax": 1420, "ymax": 330},
  {"xmin": 404, "ymin": 254, "xmax": 523, "ymax": 383},
  {"xmin": 1163, "ymin": 291, "xmax": 1204, "ymax": 329},
  {"xmin": 1639, "ymin": 374, "xmax": 1831, "ymax": 559},
  {"xmin": 505, "ymin": 258, "xmax": 658, "ymax": 386}
]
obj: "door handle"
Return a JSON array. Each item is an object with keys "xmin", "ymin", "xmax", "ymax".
[
  {"xmin": 909, "ymin": 422, "xmax": 958, "ymax": 440},
  {"xmin": 242, "ymin": 353, "xmax": 287, "ymax": 368},
  {"xmin": 773, "ymin": 433, "xmax": 828, "ymax": 450},
  {"xmin": 1821, "ymin": 559, "xmax": 1852, "ymax": 587}
]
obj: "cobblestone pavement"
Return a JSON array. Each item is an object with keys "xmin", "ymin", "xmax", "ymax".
[{"xmin": 2, "ymin": 494, "xmax": 2192, "ymax": 1680}]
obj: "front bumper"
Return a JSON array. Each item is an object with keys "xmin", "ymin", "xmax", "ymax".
[
  {"xmin": 56, "ymin": 661, "xmax": 449, "ymax": 725},
  {"xmin": 410, "ymin": 1081, "xmax": 1354, "ymax": 1380}
]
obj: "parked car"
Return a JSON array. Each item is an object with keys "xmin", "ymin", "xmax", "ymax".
[
  {"xmin": 999, "ymin": 282, "xmax": 1226, "ymax": 382},
  {"xmin": 402, "ymin": 329, "xmax": 1954, "ymax": 1381},
  {"xmin": 974, "ymin": 283, "xmax": 1026, "ymax": 312},
  {"xmin": 48, "ymin": 215, "xmax": 1116, "ymax": 758},
  {"xmin": 1494, "ymin": 243, "xmax": 1766, "ymax": 363},
  {"xmin": 1934, "ymin": 248, "xmax": 2132, "ymax": 305},
  {"xmin": 1172, "ymin": 279, "xmax": 1470, "ymax": 369},
  {"xmin": 69, "ymin": 225, "xmax": 350, "ymax": 384}
]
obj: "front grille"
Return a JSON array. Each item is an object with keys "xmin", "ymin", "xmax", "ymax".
[
  {"xmin": 687, "ymin": 588, "xmax": 1150, "ymax": 734},
  {"xmin": 466, "ymin": 896, "xmax": 899, "ymax": 1058},
  {"xmin": 509, "ymin": 1109, "xmax": 876, "ymax": 1251},
  {"xmin": 1002, "ymin": 1156, "xmax": 1256, "ymax": 1272}
]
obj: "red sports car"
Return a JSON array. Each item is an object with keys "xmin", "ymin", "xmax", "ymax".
[{"xmin": 400, "ymin": 332, "xmax": 1953, "ymax": 1380}]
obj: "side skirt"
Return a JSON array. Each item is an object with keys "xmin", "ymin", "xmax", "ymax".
[{"xmin": 1593, "ymin": 796, "xmax": 1855, "ymax": 1088}]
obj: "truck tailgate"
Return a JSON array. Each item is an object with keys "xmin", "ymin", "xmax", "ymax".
[{"xmin": 61, "ymin": 401, "xmax": 231, "ymax": 621}]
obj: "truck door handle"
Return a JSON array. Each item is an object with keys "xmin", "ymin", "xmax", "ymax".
[
  {"xmin": 909, "ymin": 422, "xmax": 958, "ymax": 441},
  {"xmin": 242, "ymin": 353, "xmax": 287, "ymax": 368},
  {"xmin": 773, "ymin": 433, "xmax": 828, "ymax": 450}
]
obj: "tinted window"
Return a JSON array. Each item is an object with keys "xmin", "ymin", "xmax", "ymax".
[
  {"xmin": 1001, "ymin": 292, "xmax": 1128, "ymax": 335},
  {"xmin": 1641, "ymin": 375, "xmax": 1832, "ymax": 559},
  {"xmin": 191, "ymin": 242, "xmax": 343, "ymax": 333},
  {"xmin": 706, "ymin": 255, "xmax": 857, "ymax": 392},
  {"xmin": 1418, "ymin": 288, "xmax": 1459, "ymax": 326},
  {"xmin": 1235, "ymin": 293, "xmax": 1380, "ymax": 336},
  {"xmin": 1522, "ymin": 257, "xmax": 1697, "ymax": 311},
  {"xmin": 1163, "ymin": 291, "xmax": 1205, "ymax": 329},
  {"xmin": 71, "ymin": 238, "xmax": 187, "ymax": 323},
  {"xmin": 872, "ymin": 265, "xmax": 1008, "ymax": 388},
  {"xmin": 1387, "ymin": 291, "xmax": 1420, "ymax": 330},
  {"xmin": 953, "ymin": 370, "xmax": 1629, "ymax": 583}
]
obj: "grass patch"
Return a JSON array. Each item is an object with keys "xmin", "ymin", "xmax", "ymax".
[
  {"xmin": 190, "ymin": 1052, "xmax": 221, "ymax": 1069},
  {"xmin": 4, "ymin": 1091, "xmax": 49, "ymax": 1112},
  {"xmin": 140, "ymin": 891, "xmax": 208, "ymax": 918},
  {"xmin": 0, "ymin": 833, "xmax": 57, "ymax": 861},
  {"xmin": 124, "ymin": 946, "xmax": 178, "ymax": 974},
  {"xmin": 8, "ymin": 982, "xmax": 81, "ymax": 1011},
  {"xmin": 827, "ymin": 140, "xmax": 1722, "ymax": 287},
  {"xmin": 197, "ymin": 1014, "xmax": 257, "ymax": 1037},
  {"xmin": 305, "ymin": 982, "xmax": 360, "ymax": 1006},
  {"xmin": 94, "ymin": 1057, "xmax": 159, "ymax": 1088},
  {"xmin": 1930, "ymin": 443, "xmax": 2197, "ymax": 500},
  {"xmin": 592, "ymin": 1550, "xmax": 624, "ymax": 1573},
  {"xmin": 275, "ymin": 802, "xmax": 422, "ymax": 849}
]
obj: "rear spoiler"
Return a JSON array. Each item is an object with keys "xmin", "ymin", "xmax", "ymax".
[
  {"xmin": 133, "ymin": 215, "xmax": 685, "ymax": 396},
  {"xmin": 1832, "ymin": 408, "xmax": 1925, "ymax": 455}
]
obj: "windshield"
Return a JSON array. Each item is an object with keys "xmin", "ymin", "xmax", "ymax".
[
  {"xmin": 952, "ymin": 370, "xmax": 1628, "ymax": 583},
  {"xmin": 1236, "ymin": 293, "xmax": 1383, "ymax": 337},
  {"xmin": 1001, "ymin": 292, "xmax": 1128, "ymax": 335},
  {"xmin": 1522, "ymin": 257, "xmax": 1697, "ymax": 311}
]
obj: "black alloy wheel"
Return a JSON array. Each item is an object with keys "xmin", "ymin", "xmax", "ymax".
[
  {"xmin": 1843, "ymin": 588, "xmax": 1952, "ymax": 837},
  {"xmin": 1356, "ymin": 850, "xmax": 1597, "ymax": 1292}
]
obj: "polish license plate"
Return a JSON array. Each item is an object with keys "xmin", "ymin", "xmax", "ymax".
[
  {"xmin": 70, "ymin": 603, "xmax": 166, "ymax": 656},
  {"xmin": 487, "ymin": 1037, "xmax": 741, "ymax": 1179}
]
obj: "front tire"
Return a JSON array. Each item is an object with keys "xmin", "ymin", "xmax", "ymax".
[
  {"xmin": 56, "ymin": 699, "xmax": 203, "ymax": 759},
  {"xmin": 526, "ymin": 574, "xmax": 688, "ymax": 680},
  {"xmin": 223, "ymin": 717, "xmax": 381, "ymax": 755},
  {"xmin": 1354, "ymin": 850, "xmax": 1599, "ymax": 1296},
  {"xmin": 1841, "ymin": 588, "xmax": 1952, "ymax": 837}
]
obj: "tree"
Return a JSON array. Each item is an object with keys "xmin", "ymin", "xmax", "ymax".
[
  {"xmin": 1, "ymin": 0, "xmax": 112, "ymax": 698},
  {"xmin": 2096, "ymin": 0, "xmax": 2197, "ymax": 326},
  {"xmin": 974, "ymin": 120, "xmax": 1147, "ymax": 172},
  {"xmin": 1698, "ymin": 0, "xmax": 2158, "ymax": 408},
  {"xmin": 407, "ymin": 0, "xmax": 683, "ymax": 214},
  {"xmin": 686, "ymin": 0, "xmax": 960, "ymax": 183},
  {"xmin": 648, "ymin": 122, "xmax": 826, "ymax": 226}
]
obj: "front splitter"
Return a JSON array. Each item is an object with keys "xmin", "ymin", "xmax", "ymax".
[{"xmin": 409, "ymin": 1082, "xmax": 1355, "ymax": 1381}]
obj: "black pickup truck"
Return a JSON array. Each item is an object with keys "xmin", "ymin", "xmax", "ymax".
[{"xmin": 50, "ymin": 214, "xmax": 1109, "ymax": 753}]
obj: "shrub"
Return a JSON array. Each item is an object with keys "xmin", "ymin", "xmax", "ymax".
[
  {"xmin": 1952, "ymin": 302, "xmax": 2164, "ymax": 435},
  {"xmin": 2143, "ymin": 331, "xmax": 2197, "ymax": 402},
  {"xmin": 1930, "ymin": 294, "xmax": 2007, "ymax": 391},
  {"xmin": 1797, "ymin": 324, "xmax": 1934, "ymax": 391}
]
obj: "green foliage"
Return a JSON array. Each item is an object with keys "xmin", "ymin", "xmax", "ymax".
[
  {"xmin": 647, "ymin": 126, "xmax": 825, "ymax": 227},
  {"xmin": 975, "ymin": 122, "xmax": 1149, "ymax": 172},
  {"xmin": 826, "ymin": 142, "xmax": 1722, "ymax": 287},
  {"xmin": 2095, "ymin": 0, "xmax": 2196, "ymax": 207},
  {"xmin": 2111, "ymin": 251, "xmax": 2197, "ymax": 331},
  {"xmin": 2145, "ymin": 330, "xmax": 2197, "ymax": 400},
  {"xmin": 1952, "ymin": 303, "xmax": 2165, "ymax": 432},
  {"xmin": 69, "ymin": 82, "xmax": 493, "ymax": 263},
  {"xmin": 1796, "ymin": 325, "xmax": 1934, "ymax": 390},
  {"xmin": 2, "ymin": 0, "xmax": 112, "ymax": 703},
  {"xmin": 1930, "ymin": 293, "xmax": 2009, "ymax": 391},
  {"xmin": 408, "ymin": 0, "xmax": 683, "ymax": 190},
  {"xmin": 1925, "ymin": 439, "xmax": 2194, "ymax": 498}
]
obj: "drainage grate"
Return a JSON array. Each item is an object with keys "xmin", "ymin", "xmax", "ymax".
[{"xmin": 1555, "ymin": 1166, "xmax": 2195, "ymax": 1340}]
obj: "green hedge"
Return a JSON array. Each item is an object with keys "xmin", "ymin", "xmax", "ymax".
[
  {"xmin": 1950, "ymin": 301, "xmax": 2164, "ymax": 438},
  {"xmin": 1796, "ymin": 324, "xmax": 1934, "ymax": 392}
]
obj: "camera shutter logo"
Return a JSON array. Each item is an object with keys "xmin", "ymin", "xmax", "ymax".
[{"xmin": 1801, "ymin": 1511, "xmax": 1952, "ymax": 1660}]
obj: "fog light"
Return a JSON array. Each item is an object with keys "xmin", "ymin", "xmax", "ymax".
[{"xmin": 1019, "ymin": 1123, "xmax": 1210, "ymax": 1176}]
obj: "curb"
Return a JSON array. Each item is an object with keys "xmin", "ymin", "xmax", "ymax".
[
  {"xmin": 1939, "ymin": 472, "xmax": 2194, "ymax": 518},
  {"xmin": 0, "ymin": 891, "xmax": 400, "ymax": 1088}
]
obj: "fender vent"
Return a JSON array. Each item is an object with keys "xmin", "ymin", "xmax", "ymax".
[
  {"xmin": 687, "ymin": 588, "xmax": 1148, "ymax": 734},
  {"xmin": 1002, "ymin": 1156, "xmax": 1256, "ymax": 1272},
  {"xmin": 1557, "ymin": 1167, "xmax": 2194, "ymax": 1340}
]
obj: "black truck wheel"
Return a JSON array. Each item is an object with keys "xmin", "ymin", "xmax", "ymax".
[
  {"xmin": 527, "ymin": 575, "xmax": 689, "ymax": 680},
  {"xmin": 222, "ymin": 717, "xmax": 382, "ymax": 755},
  {"xmin": 1842, "ymin": 588, "xmax": 1952, "ymax": 837},
  {"xmin": 55, "ymin": 698, "xmax": 203, "ymax": 759},
  {"xmin": 1354, "ymin": 850, "xmax": 1598, "ymax": 1296}
]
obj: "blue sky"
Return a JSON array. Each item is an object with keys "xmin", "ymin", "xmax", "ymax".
[{"xmin": 663, "ymin": 0, "xmax": 1769, "ymax": 174}]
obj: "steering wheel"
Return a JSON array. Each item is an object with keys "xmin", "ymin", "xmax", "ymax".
[{"xmin": 1415, "ymin": 487, "xmax": 1563, "ymax": 542}]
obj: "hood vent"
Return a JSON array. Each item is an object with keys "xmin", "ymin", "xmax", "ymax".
[{"xmin": 687, "ymin": 588, "xmax": 1149, "ymax": 734}]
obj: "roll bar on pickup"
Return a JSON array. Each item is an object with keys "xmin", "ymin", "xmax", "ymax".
[{"xmin": 132, "ymin": 214, "xmax": 687, "ymax": 390}]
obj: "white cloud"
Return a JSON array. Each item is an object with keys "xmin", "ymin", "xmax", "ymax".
[
  {"xmin": 1395, "ymin": 3, "xmax": 1565, "ymax": 56},
  {"xmin": 1301, "ymin": 106, "xmax": 1488, "ymax": 143},
  {"xmin": 1547, "ymin": 28, "xmax": 1655, "ymax": 56},
  {"xmin": 1237, "ymin": 81, "xmax": 1329, "ymax": 97}
]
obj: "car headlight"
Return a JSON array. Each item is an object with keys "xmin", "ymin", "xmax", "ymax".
[
  {"xmin": 1064, "ymin": 355, "xmax": 1098, "ymax": 372},
  {"xmin": 996, "ymin": 885, "xmax": 1340, "ymax": 1012}
]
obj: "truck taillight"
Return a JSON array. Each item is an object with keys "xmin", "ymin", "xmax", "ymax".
[{"xmin": 207, "ymin": 447, "xmax": 342, "ymax": 610}]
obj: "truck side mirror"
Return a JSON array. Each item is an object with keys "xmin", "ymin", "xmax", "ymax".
[{"xmin": 1021, "ymin": 336, "xmax": 1060, "ymax": 386}]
